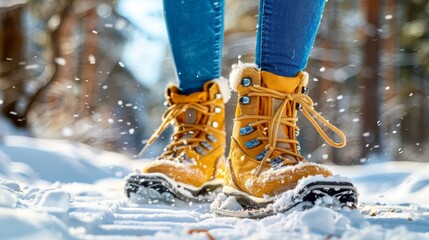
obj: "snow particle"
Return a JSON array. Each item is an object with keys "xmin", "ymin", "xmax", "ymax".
[
  {"xmin": 25, "ymin": 64, "xmax": 39, "ymax": 70},
  {"xmin": 115, "ymin": 19, "xmax": 127, "ymax": 30},
  {"xmin": 62, "ymin": 127, "xmax": 73, "ymax": 137},
  {"xmin": 319, "ymin": 67, "xmax": 326, "ymax": 72},
  {"xmin": 55, "ymin": 58, "xmax": 66, "ymax": 66},
  {"xmin": 129, "ymin": 128, "xmax": 135, "ymax": 135},
  {"xmin": 89, "ymin": 55, "xmax": 96, "ymax": 64}
]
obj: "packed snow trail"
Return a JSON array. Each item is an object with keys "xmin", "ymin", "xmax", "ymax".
[
  {"xmin": 0, "ymin": 136, "xmax": 429, "ymax": 239},
  {"xmin": 3, "ymin": 178, "xmax": 427, "ymax": 240}
]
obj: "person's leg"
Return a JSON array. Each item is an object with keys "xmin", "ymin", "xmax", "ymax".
[
  {"xmin": 163, "ymin": 0, "xmax": 224, "ymax": 94},
  {"xmin": 125, "ymin": 0, "xmax": 230, "ymax": 204},
  {"xmin": 255, "ymin": 0, "xmax": 325, "ymax": 77},
  {"xmin": 211, "ymin": 0, "xmax": 357, "ymax": 217}
]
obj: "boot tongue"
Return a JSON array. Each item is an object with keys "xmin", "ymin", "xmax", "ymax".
[
  {"xmin": 170, "ymin": 91, "xmax": 207, "ymax": 124},
  {"xmin": 272, "ymin": 99, "xmax": 292, "ymax": 158},
  {"xmin": 169, "ymin": 91, "xmax": 208, "ymax": 146},
  {"xmin": 261, "ymin": 71, "xmax": 303, "ymax": 162}
]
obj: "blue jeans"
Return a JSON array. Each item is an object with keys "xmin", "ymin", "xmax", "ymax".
[{"xmin": 163, "ymin": 0, "xmax": 325, "ymax": 94}]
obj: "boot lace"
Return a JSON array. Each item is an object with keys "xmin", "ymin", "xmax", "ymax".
[
  {"xmin": 138, "ymin": 98, "xmax": 224, "ymax": 160},
  {"xmin": 236, "ymin": 85, "xmax": 346, "ymax": 175}
]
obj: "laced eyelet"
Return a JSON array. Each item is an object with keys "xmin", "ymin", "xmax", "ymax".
[
  {"xmin": 206, "ymin": 134, "xmax": 217, "ymax": 143},
  {"xmin": 269, "ymin": 157, "xmax": 283, "ymax": 166},
  {"xmin": 194, "ymin": 146, "xmax": 206, "ymax": 155},
  {"xmin": 180, "ymin": 152, "xmax": 189, "ymax": 160},
  {"xmin": 295, "ymin": 130, "xmax": 300, "ymax": 137},
  {"xmin": 255, "ymin": 149, "xmax": 268, "ymax": 161},
  {"xmin": 245, "ymin": 138, "xmax": 261, "ymax": 149},
  {"xmin": 302, "ymin": 87, "xmax": 309, "ymax": 95},
  {"xmin": 239, "ymin": 96, "xmax": 251, "ymax": 105},
  {"xmin": 295, "ymin": 87, "xmax": 309, "ymax": 110},
  {"xmin": 200, "ymin": 141, "xmax": 213, "ymax": 151},
  {"xmin": 241, "ymin": 77, "xmax": 252, "ymax": 87},
  {"xmin": 239, "ymin": 124, "xmax": 255, "ymax": 136}
]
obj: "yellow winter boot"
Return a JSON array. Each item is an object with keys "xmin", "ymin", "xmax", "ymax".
[
  {"xmin": 211, "ymin": 63, "xmax": 357, "ymax": 218},
  {"xmin": 125, "ymin": 78, "xmax": 230, "ymax": 203}
]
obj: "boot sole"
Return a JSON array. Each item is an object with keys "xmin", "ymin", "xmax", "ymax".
[
  {"xmin": 211, "ymin": 180, "xmax": 358, "ymax": 218},
  {"xmin": 125, "ymin": 173, "xmax": 223, "ymax": 204}
]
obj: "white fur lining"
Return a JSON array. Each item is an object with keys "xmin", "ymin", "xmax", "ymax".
[
  {"xmin": 301, "ymin": 71, "xmax": 309, "ymax": 87},
  {"xmin": 212, "ymin": 77, "xmax": 231, "ymax": 103},
  {"xmin": 229, "ymin": 61, "xmax": 259, "ymax": 92}
]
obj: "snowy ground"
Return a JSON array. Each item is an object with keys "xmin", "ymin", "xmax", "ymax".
[{"xmin": 0, "ymin": 135, "xmax": 428, "ymax": 239}]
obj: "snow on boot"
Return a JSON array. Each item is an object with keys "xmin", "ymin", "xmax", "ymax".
[
  {"xmin": 125, "ymin": 78, "xmax": 230, "ymax": 204},
  {"xmin": 210, "ymin": 62, "xmax": 358, "ymax": 218}
]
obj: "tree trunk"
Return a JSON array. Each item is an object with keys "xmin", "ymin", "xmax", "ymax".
[
  {"xmin": 360, "ymin": 0, "xmax": 382, "ymax": 159},
  {"xmin": 0, "ymin": 5, "xmax": 27, "ymax": 127}
]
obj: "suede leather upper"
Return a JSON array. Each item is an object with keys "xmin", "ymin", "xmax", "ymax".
[
  {"xmin": 142, "ymin": 80, "xmax": 227, "ymax": 188},
  {"xmin": 225, "ymin": 67, "xmax": 335, "ymax": 198}
]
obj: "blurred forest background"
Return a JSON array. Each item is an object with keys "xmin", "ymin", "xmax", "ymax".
[{"xmin": 1, "ymin": 0, "xmax": 428, "ymax": 164}]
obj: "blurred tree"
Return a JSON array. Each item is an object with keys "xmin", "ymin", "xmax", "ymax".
[
  {"xmin": 360, "ymin": 0, "xmax": 382, "ymax": 159},
  {"xmin": 0, "ymin": 1, "xmax": 27, "ymax": 127},
  {"xmin": 0, "ymin": 0, "xmax": 165, "ymax": 155}
]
